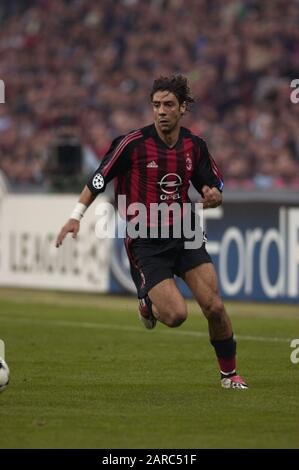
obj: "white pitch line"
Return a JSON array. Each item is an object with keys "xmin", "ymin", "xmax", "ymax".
[{"xmin": 0, "ymin": 315, "xmax": 292, "ymax": 343}]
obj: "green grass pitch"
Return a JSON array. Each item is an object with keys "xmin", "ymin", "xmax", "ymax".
[{"xmin": 0, "ymin": 288, "xmax": 298, "ymax": 449}]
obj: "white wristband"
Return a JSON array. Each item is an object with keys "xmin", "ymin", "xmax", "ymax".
[{"xmin": 70, "ymin": 203, "xmax": 87, "ymax": 221}]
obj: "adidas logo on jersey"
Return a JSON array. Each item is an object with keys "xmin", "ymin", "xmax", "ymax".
[{"xmin": 147, "ymin": 161, "xmax": 158, "ymax": 168}]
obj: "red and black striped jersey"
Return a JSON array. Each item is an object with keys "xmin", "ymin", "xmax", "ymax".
[{"xmin": 87, "ymin": 124, "xmax": 223, "ymax": 225}]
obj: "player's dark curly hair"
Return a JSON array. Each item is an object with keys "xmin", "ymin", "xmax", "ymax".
[{"xmin": 150, "ymin": 74, "xmax": 194, "ymax": 109}]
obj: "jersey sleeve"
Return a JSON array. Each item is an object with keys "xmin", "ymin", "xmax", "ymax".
[
  {"xmin": 87, "ymin": 131, "xmax": 141, "ymax": 195},
  {"xmin": 191, "ymin": 138, "xmax": 224, "ymax": 195}
]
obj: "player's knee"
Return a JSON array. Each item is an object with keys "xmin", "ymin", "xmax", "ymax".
[
  {"xmin": 166, "ymin": 310, "xmax": 187, "ymax": 328},
  {"xmin": 204, "ymin": 298, "xmax": 225, "ymax": 323}
]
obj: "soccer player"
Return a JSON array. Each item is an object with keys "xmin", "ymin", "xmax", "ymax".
[{"xmin": 56, "ymin": 75, "xmax": 248, "ymax": 390}]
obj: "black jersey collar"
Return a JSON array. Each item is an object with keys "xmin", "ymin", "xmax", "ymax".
[{"xmin": 151, "ymin": 124, "xmax": 184, "ymax": 150}]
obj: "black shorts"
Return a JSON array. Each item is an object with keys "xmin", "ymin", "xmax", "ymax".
[{"xmin": 124, "ymin": 236, "xmax": 212, "ymax": 299}]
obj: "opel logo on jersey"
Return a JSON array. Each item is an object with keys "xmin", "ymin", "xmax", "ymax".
[
  {"xmin": 157, "ymin": 173, "xmax": 183, "ymax": 200},
  {"xmin": 92, "ymin": 173, "xmax": 105, "ymax": 190}
]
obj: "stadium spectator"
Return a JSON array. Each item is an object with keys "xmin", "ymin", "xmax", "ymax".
[{"xmin": 0, "ymin": 0, "xmax": 298, "ymax": 190}]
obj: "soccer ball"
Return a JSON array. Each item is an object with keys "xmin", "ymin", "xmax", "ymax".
[{"xmin": 0, "ymin": 357, "xmax": 9, "ymax": 392}]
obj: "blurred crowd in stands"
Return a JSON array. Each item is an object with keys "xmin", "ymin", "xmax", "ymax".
[{"xmin": 0, "ymin": 0, "xmax": 299, "ymax": 191}]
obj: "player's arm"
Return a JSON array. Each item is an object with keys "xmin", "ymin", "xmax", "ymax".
[
  {"xmin": 55, "ymin": 185, "xmax": 96, "ymax": 247},
  {"xmin": 191, "ymin": 138, "xmax": 224, "ymax": 209}
]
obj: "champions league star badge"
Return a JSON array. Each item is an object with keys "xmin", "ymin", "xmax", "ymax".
[{"xmin": 92, "ymin": 173, "xmax": 105, "ymax": 190}]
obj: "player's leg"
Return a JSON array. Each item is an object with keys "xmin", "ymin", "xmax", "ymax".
[
  {"xmin": 125, "ymin": 237, "xmax": 187, "ymax": 329},
  {"xmin": 183, "ymin": 262, "xmax": 232, "ymax": 341},
  {"xmin": 175, "ymin": 240, "xmax": 248, "ymax": 389},
  {"xmin": 148, "ymin": 278, "xmax": 187, "ymax": 328},
  {"xmin": 182, "ymin": 262, "xmax": 248, "ymax": 389},
  {"xmin": 138, "ymin": 278, "xmax": 188, "ymax": 329}
]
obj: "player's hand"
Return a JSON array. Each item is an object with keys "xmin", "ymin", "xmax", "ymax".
[
  {"xmin": 201, "ymin": 185, "xmax": 222, "ymax": 209},
  {"xmin": 55, "ymin": 219, "xmax": 80, "ymax": 247}
]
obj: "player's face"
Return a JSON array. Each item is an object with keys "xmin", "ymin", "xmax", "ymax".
[{"xmin": 152, "ymin": 91, "xmax": 186, "ymax": 134}]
